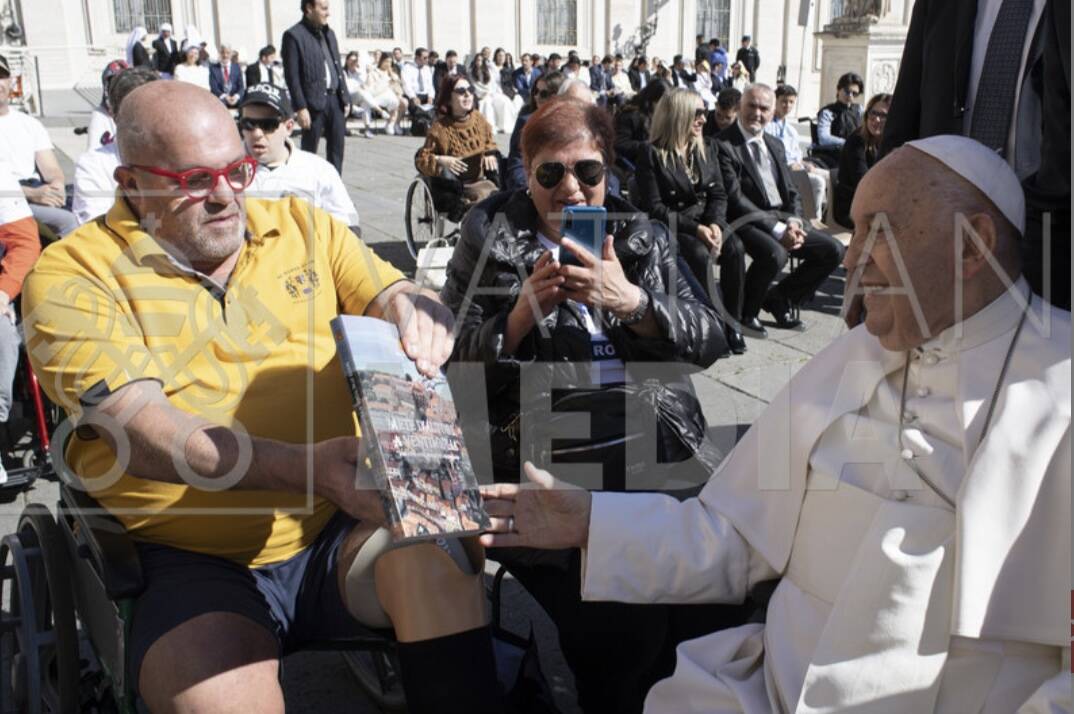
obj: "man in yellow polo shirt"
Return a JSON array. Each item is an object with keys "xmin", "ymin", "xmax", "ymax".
[{"xmin": 22, "ymin": 81, "xmax": 503, "ymax": 713}]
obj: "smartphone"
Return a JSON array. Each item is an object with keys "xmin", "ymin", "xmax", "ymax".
[{"xmin": 559, "ymin": 205, "xmax": 607, "ymax": 268}]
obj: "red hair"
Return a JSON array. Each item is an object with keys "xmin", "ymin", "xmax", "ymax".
[{"xmin": 520, "ymin": 97, "xmax": 615, "ymax": 170}]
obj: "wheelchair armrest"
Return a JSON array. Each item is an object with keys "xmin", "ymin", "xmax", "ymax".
[{"xmin": 59, "ymin": 484, "xmax": 146, "ymax": 600}]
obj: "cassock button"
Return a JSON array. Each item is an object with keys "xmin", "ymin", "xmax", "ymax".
[
  {"xmin": 892, "ymin": 490, "xmax": 910, "ymax": 502},
  {"xmin": 916, "ymin": 386, "xmax": 930, "ymax": 398},
  {"xmin": 900, "ymin": 448, "xmax": 914, "ymax": 461}
]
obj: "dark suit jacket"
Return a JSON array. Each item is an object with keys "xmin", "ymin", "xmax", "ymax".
[
  {"xmin": 512, "ymin": 67, "xmax": 541, "ymax": 101},
  {"xmin": 613, "ymin": 108, "xmax": 649, "ymax": 168},
  {"xmin": 636, "ymin": 137, "xmax": 729, "ymax": 235},
  {"xmin": 671, "ymin": 68, "xmax": 697, "ymax": 88},
  {"xmin": 131, "ymin": 43, "xmax": 152, "ymax": 69},
  {"xmin": 735, "ymin": 47, "xmax": 760, "ymax": 75},
  {"xmin": 209, "ymin": 62, "xmax": 244, "ymax": 98},
  {"xmin": 717, "ymin": 123, "xmax": 803, "ymax": 233},
  {"xmin": 432, "ymin": 63, "xmax": 467, "ymax": 95},
  {"xmin": 628, "ymin": 68, "xmax": 652, "ymax": 91},
  {"xmin": 245, "ymin": 61, "xmax": 281, "ymax": 88},
  {"xmin": 281, "ymin": 19, "xmax": 347, "ymax": 113},
  {"xmin": 152, "ymin": 37, "xmax": 179, "ymax": 74}
]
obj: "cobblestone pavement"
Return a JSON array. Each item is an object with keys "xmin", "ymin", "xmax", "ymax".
[{"xmin": 0, "ymin": 108, "xmax": 850, "ymax": 713}]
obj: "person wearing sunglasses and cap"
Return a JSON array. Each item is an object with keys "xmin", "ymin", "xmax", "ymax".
[
  {"xmin": 414, "ymin": 74, "xmax": 501, "ymax": 223},
  {"xmin": 812, "ymin": 71, "xmax": 865, "ymax": 168},
  {"xmin": 23, "ymin": 79, "xmax": 505, "ymax": 714},
  {"xmin": 239, "ymin": 83, "xmax": 358, "ymax": 229},
  {"xmin": 439, "ymin": 96, "xmax": 734, "ymax": 713}
]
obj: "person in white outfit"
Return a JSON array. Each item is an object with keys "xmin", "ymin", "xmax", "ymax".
[
  {"xmin": 480, "ymin": 135, "xmax": 1072, "ymax": 714},
  {"xmin": 693, "ymin": 59, "xmax": 717, "ymax": 110},
  {"xmin": 173, "ymin": 45, "xmax": 210, "ymax": 91},
  {"xmin": 72, "ymin": 67, "xmax": 160, "ymax": 224},
  {"xmin": 343, "ymin": 50, "xmax": 382, "ymax": 138},
  {"xmin": 468, "ymin": 54, "xmax": 516, "ymax": 134},
  {"xmin": 365, "ymin": 54, "xmax": 405, "ymax": 136},
  {"xmin": 241, "ymin": 83, "xmax": 359, "ymax": 228},
  {"xmin": 766, "ymin": 84, "xmax": 829, "ymax": 222}
]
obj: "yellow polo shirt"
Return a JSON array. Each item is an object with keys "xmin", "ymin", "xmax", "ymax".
[{"xmin": 22, "ymin": 196, "xmax": 405, "ymax": 566}]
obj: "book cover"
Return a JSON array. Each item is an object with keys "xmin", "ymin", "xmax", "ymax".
[{"xmin": 330, "ymin": 315, "xmax": 491, "ymax": 542}]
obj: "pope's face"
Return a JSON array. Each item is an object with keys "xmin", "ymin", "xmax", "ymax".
[{"xmin": 844, "ymin": 154, "xmax": 957, "ymax": 351}]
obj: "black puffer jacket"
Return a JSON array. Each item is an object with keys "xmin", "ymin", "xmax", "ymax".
[{"xmin": 440, "ymin": 189, "xmax": 728, "ymax": 480}]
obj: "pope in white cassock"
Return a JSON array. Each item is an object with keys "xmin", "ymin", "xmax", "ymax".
[{"xmin": 480, "ymin": 135, "xmax": 1071, "ymax": 713}]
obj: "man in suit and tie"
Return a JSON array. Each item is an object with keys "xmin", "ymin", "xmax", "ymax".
[
  {"xmin": 588, "ymin": 55, "xmax": 613, "ymax": 105},
  {"xmin": 670, "ymin": 54, "xmax": 697, "ymax": 89},
  {"xmin": 246, "ymin": 45, "xmax": 282, "ymax": 89},
  {"xmin": 152, "ymin": 23, "xmax": 180, "ymax": 78},
  {"xmin": 210, "ymin": 44, "xmax": 244, "ymax": 108},
  {"xmin": 512, "ymin": 53, "xmax": 541, "ymax": 103},
  {"xmin": 628, "ymin": 56, "xmax": 652, "ymax": 92},
  {"xmin": 719, "ymin": 84, "xmax": 844, "ymax": 334},
  {"xmin": 882, "ymin": 0, "xmax": 1069, "ymax": 311}
]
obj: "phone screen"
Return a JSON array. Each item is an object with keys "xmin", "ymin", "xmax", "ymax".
[{"xmin": 559, "ymin": 206, "xmax": 607, "ymax": 268}]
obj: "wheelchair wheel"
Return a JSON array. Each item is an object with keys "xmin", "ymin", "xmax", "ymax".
[
  {"xmin": 404, "ymin": 179, "xmax": 441, "ymax": 261},
  {"xmin": 341, "ymin": 649, "xmax": 407, "ymax": 712},
  {"xmin": 0, "ymin": 504, "xmax": 81, "ymax": 713}
]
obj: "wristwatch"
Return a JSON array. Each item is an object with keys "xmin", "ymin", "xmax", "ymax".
[{"xmin": 619, "ymin": 287, "xmax": 651, "ymax": 325}]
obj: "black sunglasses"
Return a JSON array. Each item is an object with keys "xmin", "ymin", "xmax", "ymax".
[
  {"xmin": 239, "ymin": 117, "xmax": 282, "ymax": 133},
  {"xmin": 534, "ymin": 159, "xmax": 605, "ymax": 189},
  {"xmin": 694, "ymin": 108, "xmax": 707, "ymax": 120},
  {"xmin": 453, "ymin": 86, "xmax": 474, "ymax": 96},
  {"xmin": 844, "ymin": 89, "xmax": 862, "ymax": 97}
]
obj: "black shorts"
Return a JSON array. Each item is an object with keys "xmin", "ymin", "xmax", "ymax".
[{"xmin": 128, "ymin": 510, "xmax": 381, "ymax": 695}]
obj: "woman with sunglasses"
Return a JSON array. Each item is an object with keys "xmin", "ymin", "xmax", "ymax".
[
  {"xmin": 636, "ymin": 88, "xmax": 749, "ymax": 354},
  {"xmin": 440, "ymin": 96, "xmax": 734, "ymax": 713},
  {"xmin": 414, "ymin": 74, "xmax": 500, "ymax": 223},
  {"xmin": 502, "ymin": 70, "xmax": 566, "ymax": 192},
  {"xmin": 833, "ymin": 92, "xmax": 891, "ymax": 229}
]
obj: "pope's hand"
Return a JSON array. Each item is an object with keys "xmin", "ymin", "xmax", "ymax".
[{"xmin": 479, "ymin": 462, "xmax": 592, "ymax": 550}]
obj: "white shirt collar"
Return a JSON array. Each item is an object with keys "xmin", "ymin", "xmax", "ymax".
[
  {"xmin": 918, "ymin": 277, "xmax": 1031, "ymax": 358},
  {"xmin": 738, "ymin": 121, "xmax": 764, "ymax": 144}
]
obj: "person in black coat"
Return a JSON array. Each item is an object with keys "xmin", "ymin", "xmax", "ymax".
[
  {"xmin": 281, "ymin": 0, "xmax": 349, "ymax": 174},
  {"xmin": 735, "ymin": 36, "xmax": 760, "ymax": 82},
  {"xmin": 833, "ymin": 93, "xmax": 891, "ymax": 229},
  {"xmin": 441, "ymin": 96, "xmax": 743, "ymax": 714},
  {"xmin": 718, "ymin": 84, "xmax": 844, "ymax": 333},
  {"xmin": 613, "ymin": 79, "xmax": 670, "ymax": 169},
  {"xmin": 627, "ymin": 56, "xmax": 653, "ymax": 91},
  {"xmin": 636, "ymin": 88, "xmax": 749, "ymax": 353},
  {"xmin": 245, "ymin": 45, "xmax": 282, "ymax": 88},
  {"xmin": 882, "ymin": 0, "xmax": 1069, "ymax": 310},
  {"xmin": 152, "ymin": 24, "xmax": 180, "ymax": 76}
]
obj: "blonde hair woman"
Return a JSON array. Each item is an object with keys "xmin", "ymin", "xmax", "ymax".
[{"xmin": 636, "ymin": 88, "xmax": 749, "ymax": 353}]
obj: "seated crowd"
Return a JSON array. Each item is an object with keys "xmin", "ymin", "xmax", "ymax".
[{"xmin": 0, "ymin": 13, "xmax": 1067, "ymax": 714}]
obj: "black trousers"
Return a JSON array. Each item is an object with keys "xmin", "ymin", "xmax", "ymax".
[
  {"xmin": 733, "ymin": 224, "xmax": 843, "ymax": 319},
  {"xmin": 676, "ymin": 231, "xmax": 746, "ymax": 321},
  {"xmin": 300, "ymin": 97, "xmax": 346, "ymax": 174}
]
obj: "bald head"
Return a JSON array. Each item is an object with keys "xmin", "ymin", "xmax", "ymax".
[
  {"xmin": 117, "ymin": 81, "xmax": 241, "ymax": 168},
  {"xmin": 844, "ymin": 144, "xmax": 1023, "ymax": 351}
]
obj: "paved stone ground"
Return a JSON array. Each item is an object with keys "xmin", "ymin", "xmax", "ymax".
[{"xmin": 1, "ymin": 98, "xmax": 851, "ymax": 713}]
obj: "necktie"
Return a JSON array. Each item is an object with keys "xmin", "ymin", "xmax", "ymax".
[
  {"xmin": 223, "ymin": 64, "xmax": 229, "ymax": 85},
  {"xmin": 418, "ymin": 68, "xmax": 426, "ymax": 94},
  {"xmin": 969, "ymin": 0, "xmax": 1034, "ymax": 154},
  {"xmin": 750, "ymin": 141, "xmax": 783, "ymax": 208}
]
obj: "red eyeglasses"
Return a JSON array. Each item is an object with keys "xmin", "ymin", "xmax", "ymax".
[{"xmin": 127, "ymin": 156, "xmax": 258, "ymax": 200}]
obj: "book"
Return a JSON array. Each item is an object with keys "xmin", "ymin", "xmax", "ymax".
[{"xmin": 330, "ymin": 315, "xmax": 491, "ymax": 542}]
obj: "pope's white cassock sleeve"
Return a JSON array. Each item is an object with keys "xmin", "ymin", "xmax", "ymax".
[{"xmin": 580, "ymin": 487, "xmax": 780, "ymax": 604}]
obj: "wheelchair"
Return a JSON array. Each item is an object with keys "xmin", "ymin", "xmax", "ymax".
[{"xmin": 0, "ymin": 476, "xmax": 408, "ymax": 713}]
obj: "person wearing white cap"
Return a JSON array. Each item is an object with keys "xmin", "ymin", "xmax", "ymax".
[
  {"xmin": 480, "ymin": 134, "xmax": 1071, "ymax": 712},
  {"xmin": 151, "ymin": 23, "xmax": 180, "ymax": 77}
]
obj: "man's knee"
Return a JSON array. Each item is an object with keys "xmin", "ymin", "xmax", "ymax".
[
  {"xmin": 810, "ymin": 230, "xmax": 844, "ymax": 265},
  {"xmin": 139, "ymin": 612, "xmax": 283, "ymax": 714}
]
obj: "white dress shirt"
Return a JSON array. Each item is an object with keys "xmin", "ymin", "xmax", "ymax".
[
  {"xmin": 71, "ymin": 142, "xmax": 121, "ymax": 225},
  {"xmin": 400, "ymin": 62, "xmax": 434, "ymax": 104},
  {"xmin": 580, "ymin": 281, "xmax": 1071, "ymax": 713},
  {"xmin": 248, "ymin": 140, "xmax": 359, "ymax": 226}
]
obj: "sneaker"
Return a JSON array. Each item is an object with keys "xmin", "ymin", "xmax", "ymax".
[{"xmin": 363, "ymin": 129, "xmax": 374, "ymax": 139}]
